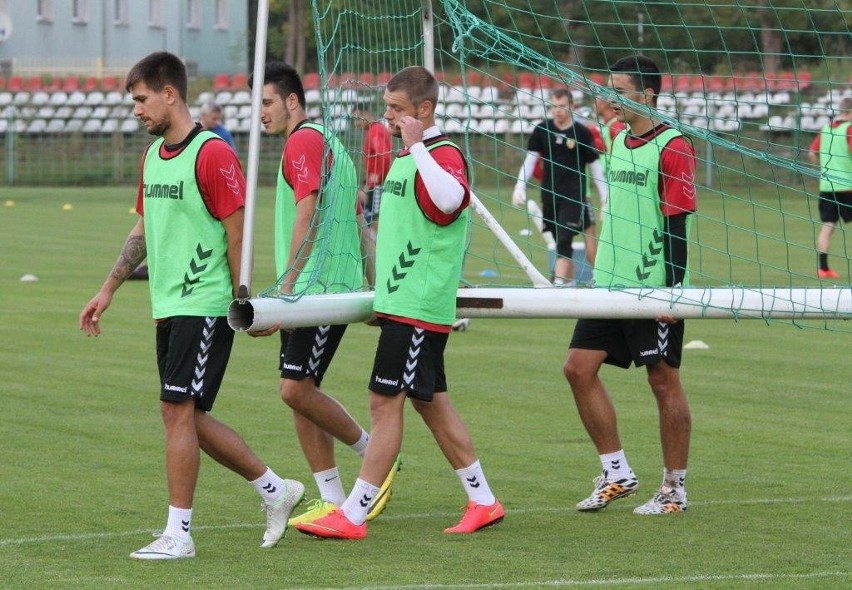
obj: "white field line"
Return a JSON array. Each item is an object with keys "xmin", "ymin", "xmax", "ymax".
[{"xmin": 1, "ymin": 494, "xmax": 850, "ymax": 548}]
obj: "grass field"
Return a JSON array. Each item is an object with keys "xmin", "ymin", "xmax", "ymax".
[{"xmin": 1, "ymin": 187, "xmax": 850, "ymax": 589}]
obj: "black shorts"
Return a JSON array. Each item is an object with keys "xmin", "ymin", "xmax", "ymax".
[
  {"xmin": 818, "ymin": 191, "xmax": 852, "ymax": 224},
  {"xmin": 542, "ymin": 194, "xmax": 595, "ymax": 238},
  {"xmin": 156, "ymin": 316, "xmax": 234, "ymax": 412},
  {"xmin": 369, "ymin": 318, "xmax": 448, "ymax": 401},
  {"xmin": 279, "ymin": 325, "xmax": 347, "ymax": 385},
  {"xmin": 570, "ymin": 318, "xmax": 684, "ymax": 369}
]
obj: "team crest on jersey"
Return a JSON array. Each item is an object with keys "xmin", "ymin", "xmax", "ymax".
[{"xmin": 565, "ymin": 138, "xmax": 576, "ymax": 149}]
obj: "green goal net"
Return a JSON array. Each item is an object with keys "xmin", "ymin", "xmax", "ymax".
[{"xmin": 233, "ymin": 0, "xmax": 851, "ymax": 332}]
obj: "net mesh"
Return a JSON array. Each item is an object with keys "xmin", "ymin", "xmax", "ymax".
[{"xmin": 272, "ymin": 0, "xmax": 851, "ymax": 329}]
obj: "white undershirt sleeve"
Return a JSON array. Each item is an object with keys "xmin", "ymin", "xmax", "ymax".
[
  {"xmin": 409, "ymin": 141, "xmax": 465, "ymax": 214},
  {"xmin": 516, "ymin": 151, "xmax": 539, "ymax": 187}
]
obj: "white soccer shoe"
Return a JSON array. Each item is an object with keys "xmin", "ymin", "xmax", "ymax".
[
  {"xmin": 576, "ymin": 472, "xmax": 639, "ymax": 512},
  {"xmin": 260, "ymin": 479, "xmax": 306, "ymax": 548},
  {"xmin": 130, "ymin": 534, "xmax": 195, "ymax": 560},
  {"xmin": 633, "ymin": 486, "xmax": 688, "ymax": 515}
]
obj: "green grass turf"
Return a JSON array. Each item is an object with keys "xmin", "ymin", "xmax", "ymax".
[{"xmin": 0, "ymin": 187, "xmax": 850, "ymax": 588}]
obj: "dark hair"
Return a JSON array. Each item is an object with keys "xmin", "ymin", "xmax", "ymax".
[
  {"xmin": 248, "ymin": 61, "xmax": 306, "ymax": 109},
  {"xmin": 125, "ymin": 51, "xmax": 188, "ymax": 102},
  {"xmin": 386, "ymin": 66, "xmax": 438, "ymax": 107},
  {"xmin": 549, "ymin": 87, "xmax": 572, "ymax": 105},
  {"xmin": 610, "ymin": 55, "xmax": 662, "ymax": 104}
]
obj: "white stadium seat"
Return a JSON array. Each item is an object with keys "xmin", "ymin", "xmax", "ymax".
[{"xmin": 121, "ymin": 118, "xmax": 139, "ymax": 133}]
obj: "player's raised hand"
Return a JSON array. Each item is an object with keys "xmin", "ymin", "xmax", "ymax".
[
  {"xmin": 397, "ymin": 115, "xmax": 424, "ymax": 148},
  {"xmin": 79, "ymin": 291, "xmax": 113, "ymax": 337}
]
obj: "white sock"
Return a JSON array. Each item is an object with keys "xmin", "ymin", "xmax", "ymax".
[
  {"xmin": 164, "ymin": 505, "xmax": 192, "ymax": 542},
  {"xmin": 456, "ymin": 460, "xmax": 496, "ymax": 506},
  {"xmin": 663, "ymin": 468, "xmax": 687, "ymax": 491},
  {"xmin": 314, "ymin": 467, "xmax": 346, "ymax": 506},
  {"xmin": 340, "ymin": 478, "xmax": 379, "ymax": 526},
  {"xmin": 249, "ymin": 467, "xmax": 287, "ymax": 504},
  {"xmin": 600, "ymin": 450, "xmax": 635, "ymax": 481},
  {"xmin": 349, "ymin": 429, "xmax": 369, "ymax": 457}
]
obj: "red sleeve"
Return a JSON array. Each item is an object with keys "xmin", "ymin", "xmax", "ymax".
[
  {"xmin": 196, "ymin": 138, "xmax": 246, "ymax": 219},
  {"xmin": 659, "ymin": 136, "xmax": 697, "ymax": 216},
  {"xmin": 587, "ymin": 123, "xmax": 605, "ymax": 152},
  {"xmin": 413, "ymin": 144, "xmax": 470, "ymax": 226},
  {"xmin": 609, "ymin": 121, "xmax": 626, "ymax": 143},
  {"xmin": 364, "ymin": 123, "xmax": 392, "ymax": 185},
  {"xmin": 283, "ymin": 128, "xmax": 326, "ymax": 203},
  {"xmin": 809, "ymin": 134, "xmax": 820, "ymax": 155},
  {"xmin": 135, "ymin": 148, "xmax": 147, "ymax": 215}
]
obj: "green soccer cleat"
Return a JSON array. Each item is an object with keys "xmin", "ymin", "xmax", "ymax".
[{"xmin": 288, "ymin": 498, "xmax": 337, "ymax": 527}]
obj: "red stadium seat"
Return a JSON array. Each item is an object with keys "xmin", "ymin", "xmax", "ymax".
[
  {"xmin": 796, "ymin": 71, "xmax": 812, "ymax": 91},
  {"xmin": 673, "ymin": 74, "xmax": 692, "ymax": 93},
  {"xmin": 63, "ymin": 76, "xmax": 81, "ymax": 92},
  {"xmin": 465, "ymin": 70, "xmax": 482, "ymax": 87},
  {"xmin": 376, "ymin": 71, "xmax": 392, "ymax": 86},
  {"xmin": 100, "ymin": 75, "xmax": 119, "ymax": 91},
  {"xmin": 25, "ymin": 76, "xmax": 43, "ymax": 91},
  {"xmin": 213, "ymin": 73, "xmax": 230, "ymax": 91},
  {"xmin": 81, "ymin": 76, "xmax": 98, "ymax": 92},
  {"xmin": 661, "ymin": 74, "xmax": 673, "ymax": 92},
  {"xmin": 7, "ymin": 75, "xmax": 23, "ymax": 92},
  {"xmin": 230, "ymin": 72, "xmax": 248, "ymax": 90},
  {"xmin": 588, "ymin": 72, "xmax": 605, "ymax": 87},
  {"xmin": 45, "ymin": 76, "xmax": 62, "ymax": 91},
  {"xmin": 358, "ymin": 72, "xmax": 375, "ymax": 87},
  {"xmin": 517, "ymin": 72, "xmax": 536, "ymax": 88},
  {"xmin": 302, "ymin": 72, "xmax": 320, "ymax": 89}
]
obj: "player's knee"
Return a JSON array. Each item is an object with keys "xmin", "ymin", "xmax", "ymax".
[{"xmin": 279, "ymin": 378, "xmax": 310, "ymax": 409}]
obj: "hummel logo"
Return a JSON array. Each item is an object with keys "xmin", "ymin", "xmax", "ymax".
[
  {"xmin": 611, "ymin": 460, "xmax": 621, "ymax": 470},
  {"xmin": 466, "ymin": 476, "xmax": 481, "ymax": 488},
  {"xmin": 262, "ymin": 483, "xmax": 277, "ymax": 494},
  {"xmin": 181, "ymin": 520, "xmax": 190, "ymax": 532},
  {"xmin": 359, "ymin": 494, "xmax": 373, "ymax": 508}
]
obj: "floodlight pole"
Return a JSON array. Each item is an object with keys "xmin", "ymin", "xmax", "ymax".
[{"xmin": 237, "ymin": 0, "xmax": 269, "ymax": 300}]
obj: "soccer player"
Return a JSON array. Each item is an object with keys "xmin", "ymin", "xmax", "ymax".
[
  {"xmin": 79, "ymin": 51, "xmax": 304, "ymax": 560},
  {"xmin": 513, "ymin": 87, "xmax": 600, "ymax": 286},
  {"xmin": 247, "ymin": 62, "xmax": 399, "ymax": 526},
  {"xmin": 351, "ymin": 107, "xmax": 393, "ymax": 232},
  {"xmin": 295, "ymin": 66, "xmax": 504, "ymax": 539},
  {"xmin": 808, "ymin": 95, "xmax": 852, "ymax": 279},
  {"xmin": 564, "ymin": 55, "xmax": 697, "ymax": 515}
]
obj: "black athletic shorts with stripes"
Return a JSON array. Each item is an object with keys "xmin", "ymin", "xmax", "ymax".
[
  {"xmin": 156, "ymin": 316, "xmax": 234, "ymax": 412},
  {"xmin": 570, "ymin": 318, "xmax": 684, "ymax": 369},
  {"xmin": 369, "ymin": 318, "xmax": 448, "ymax": 402},
  {"xmin": 279, "ymin": 325, "xmax": 347, "ymax": 386}
]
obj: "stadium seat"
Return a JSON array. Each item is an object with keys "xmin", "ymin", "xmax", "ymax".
[
  {"xmin": 231, "ymin": 90, "xmax": 251, "ymax": 105},
  {"xmin": 213, "ymin": 73, "xmax": 230, "ymax": 91},
  {"xmin": 303, "ymin": 72, "xmax": 320, "ymax": 89},
  {"xmin": 36, "ymin": 106, "xmax": 56, "ymax": 119},
  {"xmin": 121, "ymin": 118, "xmax": 139, "ymax": 133},
  {"xmin": 63, "ymin": 76, "xmax": 81, "ymax": 92},
  {"xmin": 0, "ymin": 119, "xmax": 7, "ymax": 133},
  {"xmin": 26, "ymin": 119, "xmax": 47, "ymax": 134},
  {"xmin": 54, "ymin": 106, "xmax": 73, "ymax": 119},
  {"xmin": 45, "ymin": 76, "xmax": 62, "ymax": 92},
  {"xmin": 72, "ymin": 106, "xmax": 93, "ymax": 119},
  {"xmin": 304, "ymin": 88, "xmax": 321, "ymax": 104},
  {"xmin": 13, "ymin": 92, "xmax": 31, "ymax": 106},
  {"xmin": 84, "ymin": 91, "xmax": 105, "ymax": 106},
  {"xmin": 516, "ymin": 72, "xmax": 535, "ymax": 89},
  {"xmin": 25, "ymin": 76, "xmax": 44, "ymax": 92},
  {"xmin": 358, "ymin": 72, "xmax": 375, "ymax": 87},
  {"xmin": 83, "ymin": 119, "xmax": 102, "ymax": 133},
  {"xmin": 82, "ymin": 76, "xmax": 99, "ymax": 92},
  {"xmin": 46, "ymin": 119, "xmax": 66, "ymax": 133},
  {"xmin": 230, "ymin": 72, "xmax": 248, "ymax": 90},
  {"xmin": 67, "ymin": 91, "xmax": 87, "ymax": 106},
  {"xmin": 376, "ymin": 71, "xmax": 392, "ymax": 86},
  {"xmin": 7, "ymin": 76, "xmax": 24, "ymax": 92},
  {"xmin": 49, "ymin": 90, "xmax": 68, "ymax": 106},
  {"xmin": 100, "ymin": 76, "xmax": 119, "ymax": 91},
  {"xmin": 91, "ymin": 106, "xmax": 110, "ymax": 119},
  {"xmin": 31, "ymin": 91, "xmax": 50, "ymax": 106},
  {"xmin": 214, "ymin": 90, "xmax": 233, "ymax": 105},
  {"xmin": 65, "ymin": 119, "xmax": 84, "ymax": 133},
  {"xmin": 100, "ymin": 118, "xmax": 119, "ymax": 133},
  {"xmin": 196, "ymin": 91, "xmax": 213, "ymax": 104}
]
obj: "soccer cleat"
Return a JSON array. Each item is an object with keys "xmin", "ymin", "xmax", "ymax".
[
  {"xmin": 576, "ymin": 473, "xmax": 639, "ymax": 512},
  {"xmin": 366, "ymin": 455, "xmax": 402, "ymax": 521},
  {"xmin": 444, "ymin": 500, "xmax": 505, "ymax": 534},
  {"xmin": 633, "ymin": 486, "xmax": 688, "ymax": 515},
  {"xmin": 129, "ymin": 534, "xmax": 195, "ymax": 560},
  {"xmin": 288, "ymin": 498, "xmax": 337, "ymax": 527},
  {"xmin": 260, "ymin": 479, "xmax": 306, "ymax": 548},
  {"xmin": 295, "ymin": 508, "xmax": 367, "ymax": 540},
  {"xmin": 818, "ymin": 268, "xmax": 840, "ymax": 279}
]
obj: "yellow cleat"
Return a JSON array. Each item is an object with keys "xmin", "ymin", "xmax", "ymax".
[
  {"xmin": 287, "ymin": 498, "xmax": 337, "ymax": 527},
  {"xmin": 366, "ymin": 455, "xmax": 402, "ymax": 521}
]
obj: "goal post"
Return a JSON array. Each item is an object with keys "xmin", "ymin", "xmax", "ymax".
[{"xmin": 229, "ymin": 0, "xmax": 852, "ymax": 333}]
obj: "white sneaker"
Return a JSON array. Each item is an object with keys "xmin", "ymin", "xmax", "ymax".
[
  {"xmin": 129, "ymin": 534, "xmax": 195, "ymax": 560},
  {"xmin": 576, "ymin": 472, "xmax": 639, "ymax": 512},
  {"xmin": 633, "ymin": 486, "xmax": 687, "ymax": 515},
  {"xmin": 260, "ymin": 479, "xmax": 305, "ymax": 548}
]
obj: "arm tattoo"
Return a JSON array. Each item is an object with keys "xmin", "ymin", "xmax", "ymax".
[{"xmin": 109, "ymin": 235, "xmax": 147, "ymax": 282}]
